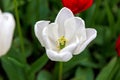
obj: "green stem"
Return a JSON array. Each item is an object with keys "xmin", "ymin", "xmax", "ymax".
[
  {"xmin": 13, "ymin": 0, "xmax": 25, "ymax": 62},
  {"xmin": 59, "ymin": 62, "xmax": 63, "ymax": 80},
  {"xmin": 13, "ymin": 1, "xmax": 29, "ymax": 80}
]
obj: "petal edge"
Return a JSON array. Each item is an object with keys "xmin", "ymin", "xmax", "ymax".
[{"xmin": 74, "ymin": 28, "xmax": 97, "ymax": 55}]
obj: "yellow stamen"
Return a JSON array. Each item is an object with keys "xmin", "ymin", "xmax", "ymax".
[{"xmin": 57, "ymin": 36, "xmax": 67, "ymax": 49}]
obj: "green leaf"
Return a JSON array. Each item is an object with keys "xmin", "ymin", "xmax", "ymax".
[
  {"xmin": 2, "ymin": 0, "xmax": 14, "ymax": 11},
  {"xmin": 13, "ymin": 37, "xmax": 33, "ymax": 58},
  {"xmin": 94, "ymin": 25, "xmax": 105, "ymax": 45},
  {"xmin": 72, "ymin": 67, "xmax": 94, "ymax": 80},
  {"xmin": 104, "ymin": 1, "xmax": 115, "ymax": 26},
  {"xmin": 28, "ymin": 54, "xmax": 49, "ymax": 77},
  {"xmin": 1, "ymin": 56, "xmax": 26, "ymax": 80},
  {"xmin": 2, "ymin": 0, "xmax": 25, "ymax": 11},
  {"xmin": 96, "ymin": 57, "xmax": 118, "ymax": 80},
  {"xmin": 88, "ymin": 0, "xmax": 101, "ymax": 25},
  {"xmin": 7, "ymin": 57, "xmax": 24, "ymax": 68},
  {"xmin": 24, "ymin": 0, "xmax": 49, "ymax": 26},
  {"xmin": 37, "ymin": 70, "xmax": 52, "ymax": 80},
  {"xmin": 63, "ymin": 50, "xmax": 98, "ymax": 73},
  {"xmin": 115, "ymin": 9, "xmax": 120, "ymax": 34},
  {"xmin": 0, "ymin": 76, "xmax": 3, "ymax": 80},
  {"xmin": 39, "ymin": 0, "xmax": 49, "ymax": 19},
  {"xmin": 114, "ymin": 69, "xmax": 120, "ymax": 80}
]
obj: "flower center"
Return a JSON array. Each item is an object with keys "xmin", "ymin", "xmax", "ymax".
[{"xmin": 57, "ymin": 36, "xmax": 67, "ymax": 50}]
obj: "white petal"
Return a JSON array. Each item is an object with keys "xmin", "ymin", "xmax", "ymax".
[
  {"xmin": 0, "ymin": 9, "xmax": 2, "ymax": 14},
  {"xmin": 61, "ymin": 36, "xmax": 79, "ymax": 53},
  {"xmin": 75, "ymin": 17, "xmax": 86, "ymax": 42},
  {"xmin": 46, "ymin": 49, "xmax": 73, "ymax": 62},
  {"xmin": 55, "ymin": 7, "xmax": 74, "ymax": 37},
  {"xmin": 74, "ymin": 28, "xmax": 97, "ymax": 55},
  {"xmin": 42, "ymin": 27, "xmax": 57, "ymax": 50},
  {"xmin": 64, "ymin": 17, "xmax": 76, "ymax": 41},
  {"xmin": 34, "ymin": 21, "xmax": 50, "ymax": 46},
  {"xmin": 47, "ymin": 23, "xmax": 58, "ymax": 43},
  {"xmin": 0, "ymin": 11, "xmax": 4, "ymax": 27},
  {"xmin": 0, "ymin": 13, "xmax": 15, "ymax": 56}
]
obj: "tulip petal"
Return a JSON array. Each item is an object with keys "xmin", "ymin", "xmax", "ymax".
[
  {"xmin": 46, "ymin": 49, "xmax": 73, "ymax": 62},
  {"xmin": 74, "ymin": 28, "xmax": 97, "ymax": 55},
  {"xmin": 55, "ymin": 7, "xmax": 74, "ymax": 37},
  {"xmin": 0, "ymin": 10, "xmax": 1, "ymax": 14},
  {"xmin": 47, "ymin": 23, "xmax": 58, "ymax": 43},
  {"xmin": 64, "ymin": 17, "xmax": 76, "ymax": 41},
  {"xmin": 34, "ymin": 21, "xmax": 50, "ymax": 47},
  {"xmin": 62, "ymin": 0, "xmax": 93, "ymax": 14},
  {"xmin": 0, "ymin": 13, "xmax": 15, "ymax": 56},
  {"xmin": 61, "ymin": 36, "xmax": 79, "ymax": 53},
  {"xmin": 42, "ymin": 27, "xmax": 58, "ymax": 51},
  {"xmin": 75, "ymin": 17, "xmax": 86, "ymax": 42}
]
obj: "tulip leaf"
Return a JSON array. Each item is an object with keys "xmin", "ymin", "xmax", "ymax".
[
  {"xmin": 96, "ymin": 57, "xmax": 118, "ymax": 80},
  {"xmin": 24, "ymin": 0, "xmax": 49, "ymax": 26},
  {"xmin": 2, "ymin": 0, "xmax": 25, "ymax": 11},
  {"xmin": 37, "ymin": 70, "xmax": 52, "ymax": 80},
  {"xmin": 28, "ymin": 54, "xmax": 49, "ymax": 77},
  {"xmin": 1, "ymin": 56, "xmax": 26, "ymax": 80},
  {"xmin": 93, "ymin": 25, "xmax": 105, "ymax": 45},
  {"xmin": 0, "ymin": 76, "xmax": 3, "ymax": 80},
  {"xmin": 7, "ymin": 57, "xmax": 24, "ymax": 68},
  {"xmin": 13, "ymin": 37, "xmax": 33, "ymax": 58},
  {"xmin": 63, "ymin": 50, "xmax": 98, "ymax": 73},
  {"xmin": 114, "ymin": 69, "xmax": 120, "ymax": 80},
  {"xmin": 72, "ymin": 67, "xmax": 94, "ymax": 80},
  {"xmin": 104, "ymin": 0, "xmax": 115, "ymax": 27}
]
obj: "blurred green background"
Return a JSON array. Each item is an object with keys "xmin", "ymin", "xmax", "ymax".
[{"xmin": 0, "ymin": 0, "xmax": 120, "ymax": 80}]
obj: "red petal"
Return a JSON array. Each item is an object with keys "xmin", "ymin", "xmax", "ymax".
[
  {"xmin": 78, "ymin": 0, "xmax": 93, "ymax": 12},
  {"xmin": 62, "ymin": 0, "xmax": 93, "ymax": 14},
  {"xmin": 116, "ymin": 35, "xmax": 120, "ymax": 57}
]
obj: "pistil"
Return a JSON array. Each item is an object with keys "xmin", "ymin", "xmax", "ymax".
[{"xmin": 57, "ymin": 36, "xmax": 67, "ymax": 49}]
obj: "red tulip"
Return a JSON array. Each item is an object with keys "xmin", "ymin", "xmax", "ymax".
[
  {"xmin": 116, "ymin": 36, "xmax": 120, "ymax": 56},
  {"xmin": 62, "ymin": 0, "xmax": 93, "ymax": 14}
]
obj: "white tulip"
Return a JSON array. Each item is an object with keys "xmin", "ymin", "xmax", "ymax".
[
  {"xmin": 0, "ymin": 10, "xmax": 15, "ymax": 57},
  {"xmin": 34, "ymin": 7, "xmax": 97, "ymax": 62}
]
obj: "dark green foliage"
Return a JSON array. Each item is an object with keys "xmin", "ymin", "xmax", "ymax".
[{"xmin": 0, "ymin": 0, "xmax": 120, "ymax": 80}]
